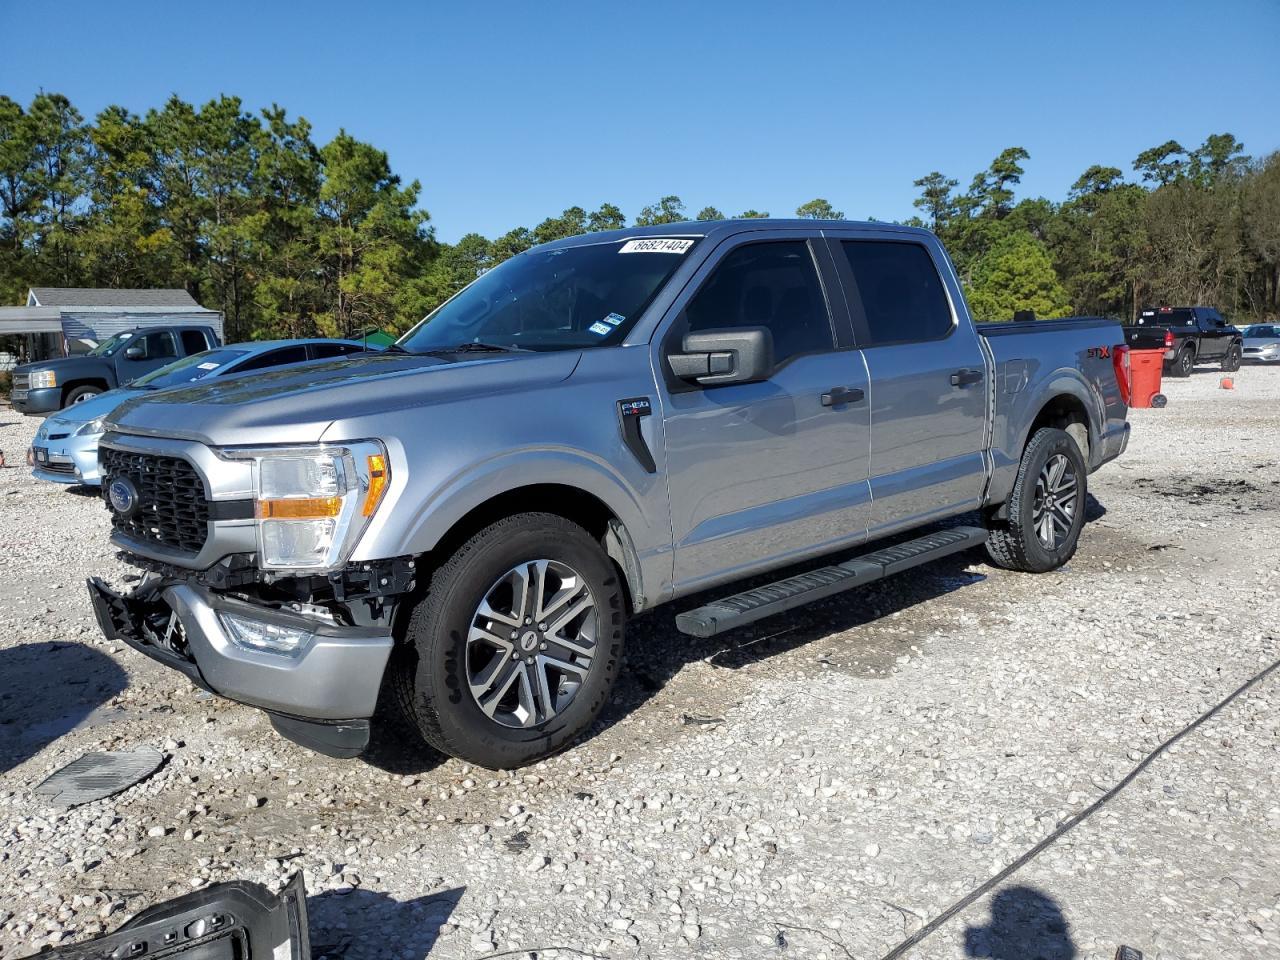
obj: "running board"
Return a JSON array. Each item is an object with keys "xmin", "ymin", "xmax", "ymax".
[{"xmin": 674, "ymin": 525, "xmax": 988, "ymax": 638}]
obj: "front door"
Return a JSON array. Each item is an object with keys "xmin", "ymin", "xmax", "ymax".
[
  {"xmin": 659, "ymin": 237, "xmax": 872, "ymax": 594},
  {"xmin": 826, "ymin": 235, "xmax": 989, "ymax": 537},
  {"xmin": 117, "ymin": 330, "xmax": 179, "ymax": 383}
]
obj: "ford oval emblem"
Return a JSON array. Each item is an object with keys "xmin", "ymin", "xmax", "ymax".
[{"xmin": 108, "ymin": 477, "xmax": 138, "ymax": 517}]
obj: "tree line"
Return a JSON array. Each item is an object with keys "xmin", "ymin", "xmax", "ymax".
[{"xmin": 3, "ymin": 91, "xmax": 1278, "ymax": 342}]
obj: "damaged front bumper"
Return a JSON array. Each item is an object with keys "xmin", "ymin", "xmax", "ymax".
[
  {"xmin": 88, "ymin": 577, "xmax": 393, "ymax": 758},
  {"xmin": 28, "ymin": 873, "xmax": 309, "ymax": 959}
]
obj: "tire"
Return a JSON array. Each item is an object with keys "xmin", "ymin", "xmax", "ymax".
[
  {"xmin": 1221, "ymin": 344, "xmax": 1242, "ymax": 372},
  {"xmin": 392, "ymin": 512, "xmax": 625, "ymax": 769},
  {"xmin": 1167, "ymin": 346, "xmax": 1195, "ymax": 378},
  {"xmin": 984, "ymin": 427, "xmax": 1088, "ymax": 574},
  {"xmin": 64, "ymin": 385, "xmax": 103, "ymax": 406}
]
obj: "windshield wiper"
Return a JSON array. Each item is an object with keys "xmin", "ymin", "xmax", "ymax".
[{"xmin": 420, "ymin": 342, "xmax": 528, "ymax": 356}]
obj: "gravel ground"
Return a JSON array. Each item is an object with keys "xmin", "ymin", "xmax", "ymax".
[{"xmin": 1, "ymin": 366, "xmax": 1277, "ymax": 960}]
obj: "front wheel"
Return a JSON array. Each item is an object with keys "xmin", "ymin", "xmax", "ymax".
[
  {"xmin": 64, "ymin": 385, "xmax": 103, "ymax": 406},
  {"xmin": 393, "ymin": 512, "xmax": 625, "ymax": 768},
  {"xmin": 1221, "ymin": 344, "xmax": 1242, "ymax": 372},
  {"xmin": 984, "ymin": 427, "xmax": 1088, "ymax": 573}
]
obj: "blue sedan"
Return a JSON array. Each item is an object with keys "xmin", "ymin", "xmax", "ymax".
[{"xmin": 30, "ymin": 338, "xmax": 370, "ymax": 486}]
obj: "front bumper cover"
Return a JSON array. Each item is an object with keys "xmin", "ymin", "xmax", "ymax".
[
  {"xmin": 27, "ymin": 873, "xmax": 309, "ymax": 960},
  {"xmin": 88, "ymin": 577, "xmax": 393, "ymax": 758}
]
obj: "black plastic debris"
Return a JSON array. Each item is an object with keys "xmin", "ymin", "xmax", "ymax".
[
  {"xmin": 33, "ymin": 748, "xmax": 164, "ymax": 807},
  {"xmin": 22, "ymin": 873, "xmax": 309, "ymax": 959}
]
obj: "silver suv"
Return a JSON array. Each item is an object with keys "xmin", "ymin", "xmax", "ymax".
[{"xmin": 89, "ymin": 220, "xmax": 1131, "ymax": 768}]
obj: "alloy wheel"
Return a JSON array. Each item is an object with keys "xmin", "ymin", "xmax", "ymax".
[
  {"xmin": 1032, "ymin": 453, "xmax": 1078, "ymax": 550},
  {"xmin": 466, "ymin": 559, "xmax": 598, "ymax": 729}
]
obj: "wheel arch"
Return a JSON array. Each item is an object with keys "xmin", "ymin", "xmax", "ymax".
[
  {"xmin": 61, "ymin": 378, "xmax": 110, "ymax": 405},
  {"xmin": 388, "ymin": 459, "xmax": 655, "ymax": 614}
]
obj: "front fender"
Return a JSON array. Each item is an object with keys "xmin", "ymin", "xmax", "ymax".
[{"xmin": 352, "ymin": 445, "xmax": 671, "ymax": 609}]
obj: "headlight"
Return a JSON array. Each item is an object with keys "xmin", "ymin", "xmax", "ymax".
[
  {"xmin": 30, "ymin": 370, "xmax": 57, "ymax": 389},
  {"xmin": 218, "ymin": 441, "xmax": 389, "ymax": 571},
  {"xmin": 73, "ymin": 418, "xmax": 105, "ymax": 437}
]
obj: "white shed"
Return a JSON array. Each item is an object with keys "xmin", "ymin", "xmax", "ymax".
[{"xmin": 0, "ymin": 288, "xmax": 224, "ymax": 365}]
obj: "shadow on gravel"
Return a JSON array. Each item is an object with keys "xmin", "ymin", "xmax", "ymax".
[
  {"xmin": 309, "ymin": 885, "xmax": 464, "ymax": 960},
  {"xmin": 964, "ymin": 886, "xmax": 1076, "ymax": 959},
  {"xmin": 600, "ymin": 497, "xmax": 1113, "ymax": 736},
  {"xmin": 0, "ymin": 641, "xmax": 129, "ymax": 776},
  {"xmin": 359, "ymin": 677, "xmax": 447, "ymax": 776}
]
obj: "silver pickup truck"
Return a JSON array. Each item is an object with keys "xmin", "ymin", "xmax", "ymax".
[{"xmin": 88, "ymin": 220, "xmax": 1131, "ymax": 768}]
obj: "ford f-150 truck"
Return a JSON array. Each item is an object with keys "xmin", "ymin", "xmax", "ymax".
[
  {"xmin": 87, "ymin": 221, "xmax": 1131, "ymax": 769},
  {"xmin": 11, "ymin": 324, "xmax": 221, "ymax": 415}
]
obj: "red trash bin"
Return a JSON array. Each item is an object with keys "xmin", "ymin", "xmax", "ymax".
[{"xmin": 1128, "ymin": 348, "xmax": 1166, "ymax": 408}]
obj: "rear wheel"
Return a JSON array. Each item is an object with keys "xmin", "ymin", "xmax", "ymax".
[
  {"xmin": 1167, "ymin": 346, "xmax": 1195, "ymax": 378},
  {"xmin": 393, "ymin": 512, "xmax": 625, "ymax": 768},
  {"xmin": 1221, "ymin": 344, "xmax": 1242, "ymax": 372},
  {"xmin": 985, "ymin": 427, "xmax": 1088, "ymax": 573}
]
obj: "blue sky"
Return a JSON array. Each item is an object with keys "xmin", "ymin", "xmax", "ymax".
[{"xmin": 3, "ymin": 0, "xmax": 1278, "ymax": 243}]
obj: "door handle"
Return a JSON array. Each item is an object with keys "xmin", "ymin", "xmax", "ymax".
[
  {"xmin": 821, "ymin": 386, "xmax": 864, "ymax": 406},
  {"xmin": 950, "ymin": 368, "xmax": 984, "ymax": 387}
]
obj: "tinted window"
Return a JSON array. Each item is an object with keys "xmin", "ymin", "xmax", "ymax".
[
  {"xmin": 683, "ymin": 241, "xmax": 833, "ymax": 363},
  {"xmin": 841, "ymin": 241, "xmax": 952, "ymax": 346},
  {"xmin": 236, "ymin": 345, "xmax": 310, "ymax": 372},
  {"xmin": 310, "ymin": 342, "xmax": 362, "ymax": 359},
  {"xmin": 180, "ymin": 330, "xmax": 209, "ymax": 354},
  {"xmin": 142, "ymin": 331, "xmax": 177, "ymax": 359}
]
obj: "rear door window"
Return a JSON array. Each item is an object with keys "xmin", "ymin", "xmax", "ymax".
[
  {"xmin": 839, "ymin": 241, "xmax": 953, "ymax": 346},
  {"xmin": 309, "ymin": 342, "xmax": 363, "ymax": 359},
  {"xmin": 180, "ymin": 330, "xmax": 209, "ymax": 354},
  {"xmin": 234, "ymin": 346, "xmax": 309, "ymax": 372}
]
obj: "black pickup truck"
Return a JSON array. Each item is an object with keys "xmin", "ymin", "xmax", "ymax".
[
  {"xmin": 10, "ymin": 325, "xmax": 221, "ymax": 415},
  {"xmin": 1123, "ymin": 306, "xmax": 1242, "ymax": 377}
]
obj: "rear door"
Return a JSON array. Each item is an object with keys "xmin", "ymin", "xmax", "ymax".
[
  {"xmin": 825, "ymin": 233, "xmax": 989, "ymax": 537},
  {"xmin": 1196, "ymin": 309, "xmax": 1231, "ymax": 359},
  {"xmin": 657, "ymin": 234, "xmax": 872, "ymax": 592}
]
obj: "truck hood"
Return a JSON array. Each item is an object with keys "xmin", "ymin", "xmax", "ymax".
[
  {"xmin": 13, "ymin": 356, "xmax": 109, "ymax": 378},
  {"xmin": 105, "ymin": 350, "xmax": 583, "ymax": 446}
]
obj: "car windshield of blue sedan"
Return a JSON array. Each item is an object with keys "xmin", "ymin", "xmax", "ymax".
[
  {"xmin": 133, "ymin": 349, "xmax": 249, "ymax": 388},
  {"xmin": 396, "ymin": 238, "xmax": 696, "ymax": 353}
]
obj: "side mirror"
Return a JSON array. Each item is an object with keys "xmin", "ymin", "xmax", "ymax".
[
  {"xmin": 668, "ymin": 327, "xmax": 774, "ymax": 387},
  {"xmin": 124, "ymin": 345, "xmax": 145, "ymax": 360}
]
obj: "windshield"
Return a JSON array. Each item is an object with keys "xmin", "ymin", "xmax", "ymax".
[
  {"xmin": 1244, "ymin": 324, "xmax": 1280, "ymax": 338},
  {"xmin": 133, "ymin": 349, "xmax": 249, "ymax": 388},
  {"xmin": 86, "ymin": 331, "xmax": 135, "ymax": 356},
  {"xmin": 397, "ymin": 238, "xmax": 697, "ymax": 353}
]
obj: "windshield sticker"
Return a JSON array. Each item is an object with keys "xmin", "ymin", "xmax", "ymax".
[
  {"xmin": 602, "ymin": 312, "xmax": 625, "ymax": 327},
  {"xmin": 619, "ymin": 238, "xmax": 694, "ymax": 255},
  {"xmin": 588, "ymin": 321, "xmax": 613, "ymax": 336},
  {"xmin": 196, "ymin": 361, "xmax": 220, "ymax": 370}
]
